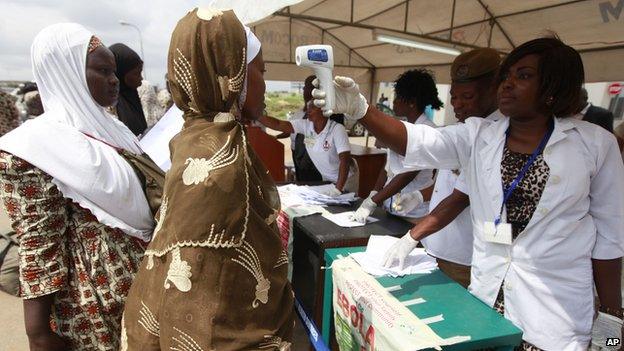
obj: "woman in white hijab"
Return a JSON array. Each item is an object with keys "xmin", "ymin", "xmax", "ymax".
[{"xmin": 0, "ymin": 23, "xmax": 160, "ymax": 350}]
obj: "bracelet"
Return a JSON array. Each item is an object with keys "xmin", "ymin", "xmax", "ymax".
[{"xmin": 599, "ymin": 305, "xmax": 624, "ymax": 319}]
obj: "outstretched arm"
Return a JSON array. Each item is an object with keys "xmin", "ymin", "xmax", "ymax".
[
  {"xmin": 409, "ymin": 189, "xmax": 469, "ymax": 241},
  {"xmin": 371, "ymin": 171, "xmax": 417, "ymax": 205},
  {"xmin": 258, "ymin": 115, "xmax": 294, "ymax": 134}
]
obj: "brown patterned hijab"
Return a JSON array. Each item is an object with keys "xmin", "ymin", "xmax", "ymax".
[
  {"xmin": 167, "ymin": 8, "xmax": 247, "ymax": 121},
  {"xmin": 144, "ymin": 8, "xmax": 280, "ymax": 260},
  {"xmin": 122, "ymin": 11, "xmax": 293, "ymax": 349}
]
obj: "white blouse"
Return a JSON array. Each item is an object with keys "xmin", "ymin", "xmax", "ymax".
[{"xmin": 396, "ymin": 115, "xmax": 624, "ymax": 350}]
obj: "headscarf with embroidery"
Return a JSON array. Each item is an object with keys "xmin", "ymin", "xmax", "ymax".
[{"xmin": 121, "ymin": 9, "xmax": 293, "ymax": 350}]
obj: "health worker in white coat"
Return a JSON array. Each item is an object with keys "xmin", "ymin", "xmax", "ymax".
[
  {"xmin": 259, "ymin": 101, "xmax": 357, "ymax": 195},
  {"xmin": 352, "ymin": 69, "xmax": 440, "ymax": 224},
  {"xmin": 410, "ymin": 48, "xmax": 502, "ymax": 289},
  {"xmin": 312, "ymin": 37, "xmax": 624, "ymax": 350}
]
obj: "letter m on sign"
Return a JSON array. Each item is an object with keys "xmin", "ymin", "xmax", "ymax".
[{"xmin": 600, "ymin": 0, "xmax": 624, "ymax": 22}]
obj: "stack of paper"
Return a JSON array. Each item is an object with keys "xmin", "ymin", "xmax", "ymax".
[
  {"xmin": 320, "ymin": 210, "xmax": 379, "ymax": 228},
  {"xmin": 591, "ymin": 312, "xmax": 623, "ymax": 350},
  {"xmin": 277, "ymin": 184, "xmax": 356, "ymax": 207},
  {"xmin": 350, "ymin": 235, "xmax": 437, "ymax": 277}
]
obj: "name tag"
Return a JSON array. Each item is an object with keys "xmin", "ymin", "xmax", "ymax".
[{"xmin": 484, "ymin": 221, "xmax": 512, "ymax": 245}]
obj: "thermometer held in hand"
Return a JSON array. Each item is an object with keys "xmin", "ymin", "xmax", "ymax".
[{"xmin": 295, "ymin": 45, "xmax": 335, "ymax": 114}]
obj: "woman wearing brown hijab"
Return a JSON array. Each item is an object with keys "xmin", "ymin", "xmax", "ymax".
[{"xmin": 121, "ymin": 8, "xmax": 294, "ymax": 351}]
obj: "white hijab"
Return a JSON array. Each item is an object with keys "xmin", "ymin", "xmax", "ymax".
[{"xmin": 0, "ymin": 23, "xmax": 154, "ymax": 241}]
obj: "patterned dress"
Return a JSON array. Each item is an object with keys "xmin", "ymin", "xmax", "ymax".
[
  {"xmin": 0, "ymin": 152, "xmax": 147, "ymax": 350},
  {"xmin": 494, "ymin": 146, "xmax": 550, "ymax": 351}
]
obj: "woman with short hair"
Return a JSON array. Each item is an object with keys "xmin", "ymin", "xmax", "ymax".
[
  {"xmin": 352, "ymin": 68, "xmax": 442, "ymax": 224},
  {"xmin": 313, "ymin": 37, "xmax": 624, "ymax": 350}
]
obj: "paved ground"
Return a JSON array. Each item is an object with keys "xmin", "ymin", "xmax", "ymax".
[
  {"xmin": 0, "ymin": 293, "xmax": 310, "ymax": 351},
  {"xmin": 0, "ymin": 291, "xmax": 28, "ymax": 350}
]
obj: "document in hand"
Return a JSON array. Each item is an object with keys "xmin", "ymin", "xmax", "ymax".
[
  {"xmin": 139, "ymin": 105, "xmax": 184, "ymax": 171},
  {"xmin": 350, "ymin": 235, "xmax": 437, "ymax": 277},
  {"xmin": 277, "ymin": 184, "xmax": 356, "ymax": 207}
]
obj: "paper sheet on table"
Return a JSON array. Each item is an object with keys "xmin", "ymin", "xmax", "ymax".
[
  {"xmin": 306, "ymin": 184, "xmax": 357, "ymax": 201},
  {"xmin": 351, "ymin": 235, "xmax": 438, "ymax": 277},
  {"xmin": 321, "ymin": 211, "xmax": 379, "ymax": 227},
  {"xmin": 277, "ymin": 184, "xmax": 356, "ymax": 207},
  {"xmin": 139, "ymin": 105, "xmax": 184, "ymax": 171},
  {"xmin": 591, "ymin": 312, "xmax": 622, "ymax": 350}
]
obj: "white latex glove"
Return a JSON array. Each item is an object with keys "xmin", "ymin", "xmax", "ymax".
[
  {"xmin": 382, "ymin": 231, "xmax": 419, "ymax": 270},
  {"xmin": 312, "ymin": 76, "xmax": 369, "ymax": 119},
  {"xmin": 392, "ymin": 191, "xmax": 424, "ymax": 216},
  {"xmin": 350, "ymin": 191, "xmax": 378, "ymax": 223},
  {"xmin": 322, "ymin": 185, "xmax": 342, "ymax": 197}
]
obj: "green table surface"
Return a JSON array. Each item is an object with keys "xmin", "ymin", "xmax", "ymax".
[{"xmin": 323, "ymin": 247, "xmax": 523, "ymax": 350}]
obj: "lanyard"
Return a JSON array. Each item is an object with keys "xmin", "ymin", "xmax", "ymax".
[
  {"xmin": 495, "ymin": 120, "xmax": 554, "ymax": 226},
  {"xmin": 82, "ymin": 132, "xmax": 123, "ymax": 152},
  {"xmin": 81, "ymin": 132, "xmax": 142, "ymax": 154}
]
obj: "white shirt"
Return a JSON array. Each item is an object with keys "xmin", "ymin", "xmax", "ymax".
[
  {"xmin": 420, "ymin": 111, "xmax": 502, "ymax": 266},
  {"xmin": 383, "ymin": 114, "xmax": 436, "ymax": 218},
  {"xmin": 289, "ymin": 110, "xmax": 305, "ymax": 150},
  {"xmin": 420, "ymin": 170, "xmax": 473, "ymax": 265},
  {"xmin": 291, "ymin": 119, "xmax": 351, "ymax": 183},
  {"xmin": 398, "ymin": 116, "xmax": 624, "ymax": 350}
]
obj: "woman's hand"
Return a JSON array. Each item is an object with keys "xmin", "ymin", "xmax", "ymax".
[{"xmin": 28, "ymin": 330, "xmax": 68, "ymax": 351}]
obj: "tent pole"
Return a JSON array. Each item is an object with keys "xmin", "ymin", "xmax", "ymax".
[{"xmin": 366, "ymin": 67, "xmax": 378, "ymax": 147}]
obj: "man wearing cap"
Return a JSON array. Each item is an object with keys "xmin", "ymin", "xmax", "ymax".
[{"xmin": 407, "ymin": 48, "xmax": 501, "ymax": 287}]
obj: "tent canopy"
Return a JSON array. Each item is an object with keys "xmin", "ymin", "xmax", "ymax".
[{"xmin": 252, "ymin": 0, "xmax": 624, "ymax": 99}]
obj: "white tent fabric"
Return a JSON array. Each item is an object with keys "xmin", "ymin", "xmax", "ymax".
[
  {"xmin": 201, "ymin": 0, "xmax": 303, "ymax": 24},
  {"xmin": 251, "ymin": 0, "xmax": 624, "ymax": 99}
]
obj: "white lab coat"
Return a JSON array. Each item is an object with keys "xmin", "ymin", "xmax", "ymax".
[
  {"xmin": 397, "ymin": 116, "xmax": 624, "ymax": 350},
  {"xmin": 420, "ymin": 170, "xmax": 473, "ymax": 266},
  {"xmin": 383, "ymin": 114, "xmax": 436, "ymax": 218}
]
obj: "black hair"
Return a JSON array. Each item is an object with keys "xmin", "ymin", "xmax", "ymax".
[
  {"xmin": 498, "ymin": 37, "xmax": 584, "ymax": 117},
  {"xmin": 394, "ymin": 69, "xmax": 443, "ymax": 111}
]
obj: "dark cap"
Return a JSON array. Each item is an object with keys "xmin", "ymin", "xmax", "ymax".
[{"xmin": 451, "ymin": 48, "xmax": 501, "ymax": 83}]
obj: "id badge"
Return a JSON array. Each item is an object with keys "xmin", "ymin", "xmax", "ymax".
[{"xmin": 484, "ymin": 221, "xmax": 512, "ymax": 245}]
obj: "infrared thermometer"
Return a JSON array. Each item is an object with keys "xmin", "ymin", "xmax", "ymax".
[{"xmin": 295, "ymin": 45, "xmax": 335, "ymax": 114}]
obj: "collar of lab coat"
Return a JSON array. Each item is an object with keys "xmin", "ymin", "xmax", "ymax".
[
  {"xmin": 479, "ymin": 115, "xmax": 576, "ymax": 148},
  {"xmin": 477, "ymin": 116, "xmax": 576, "ymax": 174},
  {"xmin": 475, "ymin": 116, "xmax": 578, "ymax": 235},
  {"xmin": 413, "ymin": 113, "xmax": 430, "ymax": 125}
]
